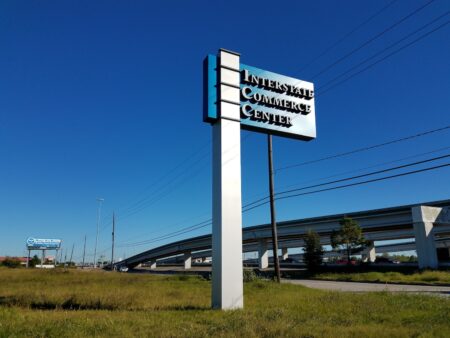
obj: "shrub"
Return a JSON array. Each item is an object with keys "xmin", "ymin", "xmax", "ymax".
[
  {"xmin": 2, "ymin": 258, "xmax": 21, "ymax": 268},
  {"xmin": 243, "ymin": 269, "xmax": 258, "ymax": 282}
]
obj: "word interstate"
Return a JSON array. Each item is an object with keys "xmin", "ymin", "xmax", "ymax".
[{"xmin": 240, "ymin": 69, "xmax": 313, "ymax": 127}]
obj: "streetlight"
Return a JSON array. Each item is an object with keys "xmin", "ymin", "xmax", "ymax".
[{"xmin": 93, "ymin": 198, "xmax": 104, "ymax": 268}]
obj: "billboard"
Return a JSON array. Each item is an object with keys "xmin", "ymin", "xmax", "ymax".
[
  {"xmin": 203, "ymin": 54, "xmax": 316, "ymax": 140},
  {"xmin": 26, "ymin": 238, "xmax": 62, "ymax": 250}
]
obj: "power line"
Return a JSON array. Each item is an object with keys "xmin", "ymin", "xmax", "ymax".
[
  {"xmin": 105, "ymin": 133, "xmax": 251, "ymax": 227},
  {"xmin": 275, "ymin": 145, "xmax": 450, "ymax": 192},
  {"xmin": 117, "ymin": 211, "xmax": 211, "ymax": 245},
  {"xmin": 240, "ymin": 145, "xmax": 450, "ymax": 209},
  {"xmin": 98, "ymin": 138, "xmax": 212, "ymax": 226},
  {"xmin": 117, "ymin": 219, "xmax": 211, "ymax": 246},
  {"xmin": 297, "ymin": 0, "xmax": 399, "ymax": 74},
  {"xmin": 243, "ymin": 163, "xmax": 449, "ymax": 213},
  {"xmin": 309, "ymin": 0, "xmax": 436, "ymax": 80},
  {"xmin": 119, "ymin": 147, "xmax": 211, "ymax": 214},
  {"xmin": 318, "ymin": 18, "xmax": 450, "ymax": 95},
  {"xmin": 117, "ymin": 219, "xmax": 212, "ymax": 248},
  {"xmin": 115, "ymin": 156, "xmax": 450, "ymax": 249},
  {"xmin": 116, "ymin": 161, "xmax": 208, "ymax": 221},
  {"xmin": 317, "ymin": 10, "xmax": 450, "ymax": 92},
  {"xmin": 244, "ymin": 153, "xmax": 450, "ymax": 209},
  {"xmin": 276, "ymin": 125, "xmax": 450, "ymax": 172}
]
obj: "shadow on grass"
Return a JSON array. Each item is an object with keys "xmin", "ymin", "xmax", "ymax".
[
  {"xmin": 0, "ymin": 296, "xmax": 119, "ymax": 311},
  {"xmin": 154, "ymin": 305, "xmax": 209, "ymax": 311},
  {"xmin": 0, "ymin": 296, "xmax": 209, "ymax": 312}
]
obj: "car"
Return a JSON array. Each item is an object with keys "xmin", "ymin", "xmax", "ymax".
[
  {"xmin": 119, "ymin": 266, "xmax": 129, "ymax": 272},
  {"xmin": 283, "ymin": 257, "xmax": 299, "ymax": 263},
  {"xmin": 375, "ymin": 257, "xmax": 393, "ymax": 264},
  {"xmin": 335, "ymin": 259, "xmax": 357, "ymax": 265}
]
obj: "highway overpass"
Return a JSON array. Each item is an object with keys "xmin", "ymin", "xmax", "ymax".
[{"xmin": 115, "ymin": 199, "xmax": 450, "ymax": 270}]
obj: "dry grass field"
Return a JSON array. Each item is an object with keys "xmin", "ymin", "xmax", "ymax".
[{"xmin": 0, "ymin": 268, "xmax": 449, "ymax": 337}]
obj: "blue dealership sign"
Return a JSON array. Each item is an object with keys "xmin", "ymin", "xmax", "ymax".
[{"xmin": 26, "ymin": 237, "xmax": 62, "ymax": 249}]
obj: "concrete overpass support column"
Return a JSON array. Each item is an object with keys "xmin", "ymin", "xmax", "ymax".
[
  {"xmin": 412, "ymin": 206, "xmax": 441, "ymax": 269},
  {"xmin": 258, "ymin": 240, "xmax": 269, "ymax": 269},
  {"xmin": 362, "ymin": 241, "xmax": 376, "ymax": 263},
  {"xmin": 149, "ymin": 260, "xmax": 156, "ymax": 270},
  {"xmin": 184, "ymin": 252, "xmax": 192, "ymax": 270},
  {"xmin": 281, "ymin": 248, "xmax": 289, "ymax": 260}
]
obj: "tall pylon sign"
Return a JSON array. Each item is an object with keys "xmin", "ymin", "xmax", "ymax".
[{"xmin": 203, "ymin": 49, "xmax": 316, "ymax": 310}]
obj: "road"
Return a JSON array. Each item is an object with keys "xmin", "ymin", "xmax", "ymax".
[{"xmin": 134, "ymin": 266, "xmax": 450, "ymax": 296}]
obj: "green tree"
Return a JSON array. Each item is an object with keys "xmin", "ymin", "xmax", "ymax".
[
  {"xmin": 29, "ymin": 255, "xmax": 41, "ymax": 267},
  {"xmin": 303, "ymin": 230, "xmax": 324, "ymax": 271},
  {"xmin": 331, "ymin": 217, "xmax": 367, "ymax": 264}
]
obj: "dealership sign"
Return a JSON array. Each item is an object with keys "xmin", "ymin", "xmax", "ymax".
[
  {"xmin": 204, "ymin": 54, "xmax": 316, "ymax": 140},
  {"xmin": 26, "ymin": 238, "xmax": 62, "ymax": 250}
]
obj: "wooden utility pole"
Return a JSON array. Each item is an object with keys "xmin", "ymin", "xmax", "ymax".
[
  {"xmin": 82, "ymin": 235, "xmax": 87, "ymax": 268},
  {"xmin": 268, "ymin": 135, "xmax": 281, "ymax": 283},
  {"xmin": 111, "ymin": 212, "xmax": 115, "ymax": 270}
]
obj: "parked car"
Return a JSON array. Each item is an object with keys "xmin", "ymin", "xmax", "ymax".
[
  {"xmin": 375, "ymin": 257, "xmax": 392, "ymax": 264},
  {"xmin": 335, "ymin": 259, "xmax": 357, "ymax": 265},
  {"xmin": 282, "ymin": 257, "xmax": 299, "ymax": 263}
]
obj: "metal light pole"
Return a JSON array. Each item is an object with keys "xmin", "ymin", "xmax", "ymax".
[{"xmin": 93, "ymin": 198, "xmax": 104, "ymax": 268}]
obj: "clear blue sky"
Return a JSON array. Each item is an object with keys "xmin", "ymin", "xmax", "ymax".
[{"xmin": 1, "ymin": 0, "xmax": 449, "ymax": 260}]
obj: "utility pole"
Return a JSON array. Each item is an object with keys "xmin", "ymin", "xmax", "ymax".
[
  {"xmin": 82, "ymin": 235, "xmax": 87, "ymax": 268},
  {"xmin": 59, "ymin": 246, "xmax": 64, "ymax": 264},
  {"xmin": 268, "ymin": 135, "xmax": 281, "ymax": 283},
  {"xmin": 111, "ymin": 212, "xmax": 115, "ymax": 271},
  {"xmin": 69, "ymin": 243, "xmax": 75, "ymax": 267},
  {"xmin": 93, "ymin": 197, "xmax": 104, "ymax": 268},
  {"xmin": 63, "ymin": 249, "xmax": 67, "ymax": 268}
]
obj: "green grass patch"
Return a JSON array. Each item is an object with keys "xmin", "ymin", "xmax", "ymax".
[
  {"xmin": 313, "ymin": 270, "xmax": 450, "ymax": 286},
  {"xmin": 0, "ymin": 269, "xmax": 449, "ymax": 337}
]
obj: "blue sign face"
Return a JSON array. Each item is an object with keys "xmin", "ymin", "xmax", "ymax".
[
  {"xmin": 203, "ymin": 55, "xmax": 316, "ymax": 141},
  {"xmin": 26, "ymin": 237, "xmax": 62, "ymax": 249}
]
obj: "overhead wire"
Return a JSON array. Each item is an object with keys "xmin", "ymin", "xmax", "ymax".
[
  {"xmin": 309, "ymin": 0, "xmax": 436, "ymax": 80},
  {"xmin": 243, "ymin": 153, "xmax": 450, "ymax": 209},
  {"xmin": 243, "ymin": 163, "xmax": 450, "ymax": 213},
  {"xmin": 297, "ymin": 0, "xmax": 399, "ymax": 74},
  {"xmin": 116, "ymin": 154, "xmax": 449, "ymax": 249},
  {"xmin": 318, "ymin": 17, "xmax": 450, "ymax": 95},
  {"xmin": 316, "ymin": 10, "xmax": 450, "ymax": 92},
  {"xmin": 276, "ymin": 125, "xmax": 450, "ymax": 172}
]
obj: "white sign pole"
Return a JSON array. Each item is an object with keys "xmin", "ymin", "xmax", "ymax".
[{"xmin": 211, "ymin": 49, "xmax": 244, "ymax": 310}]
